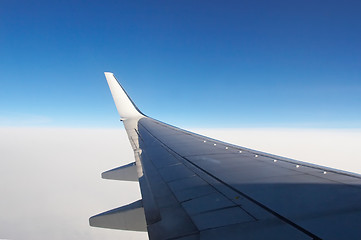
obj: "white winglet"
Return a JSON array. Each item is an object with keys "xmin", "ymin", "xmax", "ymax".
[{"xmin": 104, "ymin": 72, "xmax": 143, "ymax": 119}]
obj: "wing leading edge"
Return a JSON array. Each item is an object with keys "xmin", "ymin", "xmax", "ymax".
[{"xmin": 90, "ymin": 73, "xmax": 361, "ymax": 240}]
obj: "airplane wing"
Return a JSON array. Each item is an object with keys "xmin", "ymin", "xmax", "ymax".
[{"xmin": 90, "ymin": 72, "xmax": 361, "ymax": 240}]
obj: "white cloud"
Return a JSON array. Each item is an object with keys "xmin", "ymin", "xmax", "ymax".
[
  {"xmin": 0, "ymin": 127, "xmax": 147, "ymax": 240},
  {"xmin": 1, "ymin": 127, "xmax": 360, "ymax": 239}
]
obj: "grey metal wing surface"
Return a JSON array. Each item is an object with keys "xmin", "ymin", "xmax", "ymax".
[{"xmin": 90, "ymin": 73, "xmax": 361, "ymax": 240}]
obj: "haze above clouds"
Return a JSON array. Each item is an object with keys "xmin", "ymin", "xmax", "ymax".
[{"xmin": 1, "ymin": 127, "xmax": 360, "ymax": 240}]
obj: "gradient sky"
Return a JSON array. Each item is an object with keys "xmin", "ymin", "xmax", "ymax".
[{"xmin": 1, "ymin": 0, "xmax": 361, "ymax": 128}]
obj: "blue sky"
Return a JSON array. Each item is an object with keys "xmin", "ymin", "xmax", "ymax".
[{"xmin": 1, "ymin": 0, "xmax": 360, "ymax": 128}]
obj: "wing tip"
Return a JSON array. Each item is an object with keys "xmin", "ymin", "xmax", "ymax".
[
  {"xmin": 104, "ymin": 72, "xmax": 114, "ymax": 76},
  {"xmin": 104, "ymin": 72, "xmax": 144, "ymax": 119}
]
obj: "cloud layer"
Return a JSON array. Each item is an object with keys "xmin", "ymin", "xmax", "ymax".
[
  {"xmin": 0, "ymin": 127, "xmax": 147, "ymax": 240},
  {"xmin": 1, "ymin": 127, "xmax": 360, "ymax": 239}
]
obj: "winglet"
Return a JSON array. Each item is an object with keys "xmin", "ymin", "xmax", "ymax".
[{"xmin": 104, "ymin": 72, "xmax": 143, "ymax": 119}]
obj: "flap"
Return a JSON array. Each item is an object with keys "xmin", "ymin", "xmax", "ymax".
[
  {"xmin": 102, "ymin": 162, "xmax": 138, "ymax": 181},
  {"xmin": 89, "ymin": 200, "xmax": 146, "ymax": 232}
]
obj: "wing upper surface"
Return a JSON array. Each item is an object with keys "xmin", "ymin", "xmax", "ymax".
[{"xmin": 133, "ymin": 117, "xmax": 361, "ymax": 240}]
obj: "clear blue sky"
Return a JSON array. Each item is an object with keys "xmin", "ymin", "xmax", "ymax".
[{"xmin": 1, "ymin": 0, "xmax": 360, "ymax": 128}]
